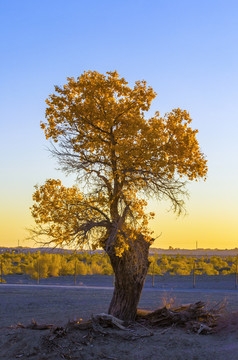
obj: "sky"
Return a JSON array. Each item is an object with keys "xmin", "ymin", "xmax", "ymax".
[{"xmin": 0, "ymin": 0, "xmax": 238, "ymax": 249}]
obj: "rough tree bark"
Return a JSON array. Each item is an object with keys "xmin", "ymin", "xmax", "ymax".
[{"xmin": 106, "ymin": 235, "xmax": 151, "ymax": 321}]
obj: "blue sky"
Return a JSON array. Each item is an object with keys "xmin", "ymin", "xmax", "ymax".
[{"xmin": 1, "ymin": 0, "xmax": 238, "ymax": 248}]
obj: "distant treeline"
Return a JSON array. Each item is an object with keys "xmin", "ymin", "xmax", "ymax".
[{"xmin": 0, "ymin": 252, "xmax": 238, "ymax": 280}]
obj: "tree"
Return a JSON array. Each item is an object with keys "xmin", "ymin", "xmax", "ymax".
[{"xmin": 30, "ymin": 71, "xmax": 207, "ymax": 320}]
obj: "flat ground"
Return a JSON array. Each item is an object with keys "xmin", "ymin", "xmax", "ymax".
[{"xmin": 1, "ymin": 275, "xmax": 238, "ymax": 359}]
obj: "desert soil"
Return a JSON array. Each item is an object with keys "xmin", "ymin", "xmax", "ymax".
[{"xmin": 1, "ymin": 275, "xmax": 238, "ymax": 359}]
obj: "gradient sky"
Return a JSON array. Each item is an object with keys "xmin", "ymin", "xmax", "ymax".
[{"xmin": 1, "ymin": 0, "xmax": 238, "ymax": 249}]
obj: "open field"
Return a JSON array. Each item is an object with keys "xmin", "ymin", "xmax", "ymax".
[
  {"xmin": 3, "ymin": 273, "xmax": 238, "ymax": 291},
  {"xmin": 1, "ymin": 276, "xmax": 238, "ymax": 359}
]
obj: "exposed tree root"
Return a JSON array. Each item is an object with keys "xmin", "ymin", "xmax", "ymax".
[
  {"xmin": 66, "ymin": 301, "xmax": 226, "ymax": 335},
  {"xmin": 9, "ymin": 301, "xmax": 226, "ymax": 338},
  {"xmin": 10, "ymin": 320, "xmax": 54, "ymax": 330},
  {"xmin": 136, "ymin": 301, "xmax": 226, "ymax": 334}
]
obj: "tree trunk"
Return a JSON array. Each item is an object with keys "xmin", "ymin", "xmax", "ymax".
[{"xmin": 106, "ymin": 234, "xmax": 151, "ymax": 321}]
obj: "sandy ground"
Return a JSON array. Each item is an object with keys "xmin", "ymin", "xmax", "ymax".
[{"xmin": 1, "ymin": 276, "xmax": 238, "ymax": 359}]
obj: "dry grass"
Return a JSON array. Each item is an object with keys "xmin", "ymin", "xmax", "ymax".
[{"xmin": 161, "ymin": 292, "xmax": 177, "ymax": 309}]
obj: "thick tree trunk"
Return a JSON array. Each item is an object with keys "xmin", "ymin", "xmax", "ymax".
[{"xmin": 106, "ymin": 235, "xmax": 151, "ymax": 321}]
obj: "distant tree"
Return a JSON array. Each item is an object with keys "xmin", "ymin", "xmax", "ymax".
[
  {"xmin": 30, "ymin": 71, "xmax": 207, "ymax": 320},
  {"xmin": 25, "ymin": 254, "xmax": 47, "ymax": 279},
  {"xmin": 76, "ymin": 260, "xmax": 88, "ymax": 275},
  {"xmin": 47, "ymin": 254, "xmax": 61, "ymax": 277},
  {"xmin": 60, "ymin": 256, "xmax": 75, "ymax": 276}
]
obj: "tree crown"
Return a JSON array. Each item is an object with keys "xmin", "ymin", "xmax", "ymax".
[{"xmin": 31, "ymin": 71, "xmax": 207, "ymax": 254}]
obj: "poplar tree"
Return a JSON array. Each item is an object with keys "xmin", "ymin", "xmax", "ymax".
[{"xmin": 31, "ymin": 71, "xmax": 207, "ymax": 320}]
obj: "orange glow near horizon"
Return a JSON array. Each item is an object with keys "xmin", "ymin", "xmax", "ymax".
[
  {"xmin": 1, "ymin": 174, "xmax": 237, "ymax": 250},
  {"xmin": 1, "ymin": 201, "xmax": 237, "ymax": 250}
]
